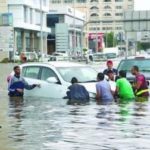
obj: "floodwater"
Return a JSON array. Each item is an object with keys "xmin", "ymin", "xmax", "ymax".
[{"xmin": 0, "ymin": 63, "xmax": 150, "ymax": 150}]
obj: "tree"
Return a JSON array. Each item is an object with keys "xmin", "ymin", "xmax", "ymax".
[
  {"xmin": 103, "ymin": 32, "xmax": 117, "ymax": 47},
  {"xmin": 137, "ymin": 42, "xmax": 150, "ymax": 51},
  {"xmin": 83, "ymin": 48, "xmax": 87, "ymax": 54}
]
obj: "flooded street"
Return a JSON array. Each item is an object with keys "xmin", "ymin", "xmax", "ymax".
[{"xmin": 0, "ymin": 63, "xmax": 150, "ymax": 150}]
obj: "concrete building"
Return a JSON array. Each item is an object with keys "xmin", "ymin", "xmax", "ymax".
[
  {"xmin": 0, "ymin": 0, "xmax": 50, "ymax": 61},
  {"xmin": 0, "ymin": 0, "xmax": 9, "ymax": 59},
  {"xmin": 47, "ymin": 6, "xmax": 85, "ymax": 54},
  {"xmin": 0, "ymin": 0, "xmax": 7, "ymax": 13},
  {"xmin": 124, "ymin": 10, "xmax": 150, "ymax": 55},
  {"xmin": 49, "ymin": 0, "xmax": 134, "ymax": 51}
]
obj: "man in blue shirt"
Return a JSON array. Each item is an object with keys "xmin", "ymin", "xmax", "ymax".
[
  {"xmin": 8, "ymin": 66, "xmax": 39, "ymax": 97},
  {"xmin": 96, "ymin": 73, "xmax": 114, "ymax": 104},
  {"xmin": 66, "ymin": 77, "xmax": 90, "ymax": 105}
]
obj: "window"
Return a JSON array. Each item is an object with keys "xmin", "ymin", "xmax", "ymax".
[
  {"xmin": 77, "ymin": 0, "xmax": 87, "ymax": 3},
  {"xmin": 89, "ymin": 27, "xmax": 100, "ymax": 31},
  {"xmin": 116, "ymin": 26, "xmax": 122, "ymax": 30},
  {"xmin": 64, "ymin": 0, "xmax": 73, "ymax": 3},
  {"xmin": 35, "ymin": 10, "xmax": 41, "ymax": 25},
  {"xmin": 24, "ymin": 6, "xmax": 28, "ymax": 23},
  {"xmin": 51, "ymin": 0, "xmax": 61, "ymax": 3},
  {"xmin": 40, "ymin": 67, "xmax": 58, "ymax": 81},
  {"xmin": 104, "ymin": 13, "xmax": 111, "ymax": 16},
  {"xmin": 102, "ymin": 27, "xmax": 113, "ymax": 30},
  {"xmin": 57, "ymin": 67, "xmax": 97, "ymax": 83},
  {"xmin": 90, "ymin": 13, "xmax": 99, "ymax": 17},
  {"xmin": 104, "ymin": 0, "xmax": 111, "ymax": 2},
  {"xmin": 128, "ymin": 5, "xmax": 133, "ymax": 9},
  {"xmin": 104, "ymin": 5, "xmax": 111, "ymax": 9},
  {"xmin": 115, "ymin": 0, "xmax": 123, "ymax": 2},
  {"xmin": 30, "ymin": 8, "xmax": 32, "ymax": 24},
  {"xmin": 115, "ymin": 13, "xmax": 123, "ymax": 16},
  {"xmin": 102, "ymin": 21, "xmax": 113, "ymax": 23},
  {"xmin": 90, "ymin": 0, "xmax": 98, "ymax": 2},
  {"xmin": 2, "ymin": 14, "xmax": 9, "ymax": 25},
  {"xmin": 90, "ymin": 6, "xmax": 99, "ymax": 10},
  {"xmin": 116, "ymin": 6, "xmax": 122, "ymax": 9},
  {"xmin": 22, "ymin": 66, "xmax": 40, "ymax": 79}
]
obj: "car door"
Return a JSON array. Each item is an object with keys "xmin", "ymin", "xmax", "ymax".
[
  {"xmin": 22, "ymin": 65, "xmax": 67, "ymax": 98},
  {"xmin": 22, "ymin": 66, "xmax": 42, "ymax": 97},
  {"xmin": 38, "ymin": 67, "xmax": 68, "ymax": 98}
]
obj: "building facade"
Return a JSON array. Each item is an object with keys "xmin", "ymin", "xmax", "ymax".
[
  {"xmin": 8, "ymin": 0, "xmax": 50, "ymax": 56},
  {"xmin": 47, "ymin": 6, "xmax": 85, "ymax": 54},
  {"xmin": 0, "ymin": 0, "xmax": 7, "ymax": 13},
  {"xmin": 49, "ymin": 0, "xmax": 134, "ymax": 51},
  {"xmin": 0, "ymin": 0, "xmax": 50, "ymax": 61}
]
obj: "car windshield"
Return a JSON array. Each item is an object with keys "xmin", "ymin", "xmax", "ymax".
[
  {"xmin": 57, "ymin": 67, "xmax": 97, "ymax": 83},
  {"xmin": 118, "ymin": 59, "xmax": 150, "ymax": 72}
]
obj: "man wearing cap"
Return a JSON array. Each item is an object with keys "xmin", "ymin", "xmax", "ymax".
[{"xmin": 103, "ymin": 60, "xmax": 118, "ymax": 75}]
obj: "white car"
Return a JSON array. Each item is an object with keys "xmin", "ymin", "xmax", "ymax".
[
  {"xmin": 49, "ymin": 52, "xmax": 69, "ymax": 61},
  {"xmin": 19, "ymin": 62, "xmax": 98, "ymax": 98}
]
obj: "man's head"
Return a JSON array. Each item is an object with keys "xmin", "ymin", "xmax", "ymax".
[
  {"xmin": 22, "ymin": 56, "xmax": 27, "ymax": 63},
  {"xmin": 106, "ymin": 60, "xmax": 113, "ymax": 69},
  {"xmin": 107, "ymin": 70, "xmax": 114, "ymax": 80},
  {"xmin": 119, "ymin": 70, "xmax": 126, "ymax": 78},
  {"xmin": 97, "ymin": 73, "xmax": 104, "ymax": 81},
  {"xmin": 131, "ymin": 65, "xmax": 139, "ymax": 75},
  {"xmin": 71, "ymin": 77, "xmax": 78, "ymax": 84},
  {"xmin": 13, "ymin": 66, "xmax": 21, "ymax": 76}
]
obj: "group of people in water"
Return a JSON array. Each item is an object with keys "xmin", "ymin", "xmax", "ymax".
[
  {"xmin": 65, "ymin": 60, "xmax": 149, "ymax": 105},
  {"xmin": 7, "ymin": 60, "xmax": 149, "ymax": 105}
]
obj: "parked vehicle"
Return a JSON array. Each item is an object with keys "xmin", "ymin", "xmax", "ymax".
[
  {"xmin": 15, "ymin": 62, "xmax": 98, "ymax": 98},
  {"xmin": 13, "ymin": 51, "xmax": 38, "ymax": 62},
  {"xmin": 105, "ymin": 53, "xmax": 117, "ymax": 59},
  {"xmin": 48, "ymin": 52, "xmax": 69, "ymax": 61},
  {"xmin": 92, "ymin": 53, "xmax": 107, "ymax": 62},
  {"xmin": 21, "ymin": 52, "xmax": 38, "ymax": 61},
  {"xmin": 117, "ymin": 57, "xmax": 150, "ymax": 84}
]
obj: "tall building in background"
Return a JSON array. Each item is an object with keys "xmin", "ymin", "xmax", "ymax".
[{"xmin": 49, "ymin": 0, "xmax": 134, "ymax": 51}]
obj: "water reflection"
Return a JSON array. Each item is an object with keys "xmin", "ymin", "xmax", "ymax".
[
  {"xmin": 3, "ymin": 96, "xmax": 150, "ymax": 150},
  {"xmin": 9, "ymin": 96, "xmax": 24, "ymax": 119},
  {"xmin": 8, "ymin": 97, "xmax": 26, "ymax": 144}
]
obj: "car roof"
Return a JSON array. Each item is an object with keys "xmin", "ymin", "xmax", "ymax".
[
  {"xmin": 20, "ymin": 61, "xmax": 87, "ymax": 68},
  {"xmin": 120, "ymin": 56, "xmax": 150, "ymax": 60}
]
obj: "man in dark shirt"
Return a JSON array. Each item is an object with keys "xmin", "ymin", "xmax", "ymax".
[
  {"xmin": 103, "ymin": 60, "xmax": 118, "ymax": 75},
  {"xmin": 65, "ymin": 77, "xmax": 90, "ymax": 105}
]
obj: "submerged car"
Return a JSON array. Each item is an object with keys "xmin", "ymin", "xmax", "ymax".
[
  {"xmin": 117, "ymin": 57, "xmax": 150, "ymax": 84},
  {"xmin": 18, "ymin": 62, "xmax": 98, "ymax": 98}
]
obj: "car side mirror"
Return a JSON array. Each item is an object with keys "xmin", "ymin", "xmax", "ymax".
[{"xmin": 47, "ymin": 77, "xmax": 58, "ymax": 83}]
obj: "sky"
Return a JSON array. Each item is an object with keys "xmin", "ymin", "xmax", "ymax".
[{"xmin": 134, "ymin": 0, "xmax": 150, "ymax": 10}]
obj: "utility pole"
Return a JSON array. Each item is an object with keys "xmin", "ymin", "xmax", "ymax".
[
  {"xmin": 73, "ymin": 0, "xmax": 76, "ymax": 53},
  {"xmin": 40, "ymin": 0, "xmax": 43, "ymax": 61},
  {"xmin": 125, "ymin": 31, "xmax": 128, "ymax": 59},
  {"xmin": 81, "ymin": 21, "xmax": 90, "ymax": 55}
]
